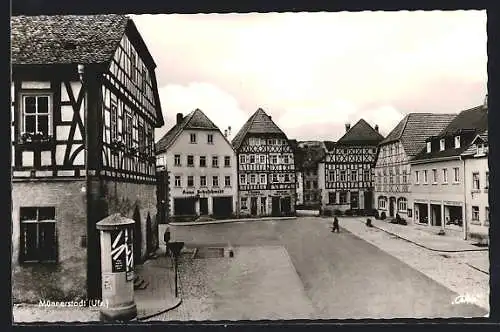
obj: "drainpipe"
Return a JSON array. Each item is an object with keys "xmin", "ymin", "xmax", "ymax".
[{"xmin": 461, "ymin": 155, "xmax": 467, "ymax": 240}]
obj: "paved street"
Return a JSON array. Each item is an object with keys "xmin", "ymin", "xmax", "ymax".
[{"xmin": 155, "ymin": 217, "xmax": 487, "ymax": 320}]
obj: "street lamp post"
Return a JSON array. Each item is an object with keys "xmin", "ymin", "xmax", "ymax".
[{"xmin": 166, "ymin": 242, "xmax": 184, "ymax": 298}]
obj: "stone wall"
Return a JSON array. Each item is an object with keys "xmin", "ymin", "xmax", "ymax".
[{"xmin": 12, "ymin": 180, "xmax": 87, "ymax": 303}]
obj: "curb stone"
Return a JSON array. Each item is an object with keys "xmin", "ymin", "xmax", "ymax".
[{"xmin": 169, "ymin": 216, "xmax": 297, "ymax": 226}]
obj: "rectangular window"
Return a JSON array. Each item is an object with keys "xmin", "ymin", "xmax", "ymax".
[
  {"xmin": 174, "ymin": 154, "xmax": 181, "ymax": 166},
  {"xmin": 20, "ymin": 206, "xmax": 57, "ymax": 263},
  {"xmin": 123, "ymin": 108, "xmax": 133, "ymax": 148},
  {"xmin": 472, "ymin": 206, "xmax": 480, "ymax": 221},
  {"xmin": 284, "ymin": 174, "xmax": 290, "ymax": 182},
  {"xmin": 272, "ymin": 174, "xmax": 278, "ymax": 183},
  {"xmin": 190, "ymin": 133, "xmax": 197, "ymax": 144},
  {"xmin": 328, "ymin": 171, "xmax": 335, "ymax": 182},
  {"xmin": 241, "ymin": 198, "xmax": 248, "ymax": 209},
  {"xmin": 351, "ymin": 170, "xmax": 358, "ymax": 182},
  {"xmin": 187, "ymin": 176, "xmax": 194, "ymax": 187},
  {"xmin": 250, "ymin": 174, "xmax": 256, "ymax": 184},
  {"xmin": 174, "ymin": 176, "xmax": 181, "ymax": 187},
  {"xmin": 199, "ymin": 156, "xmax": 206, "ymax": 167},
  {"xmin": 260, "ymin": 174, "xmax": 266, "ymax": 184},
  {"xmin": 453, "ymin": 167, "xmax": 460, "ymax": 182},
  {"xmin": 473, "ymin": 172, "xmax": 480, "ymax": 190},
  {"xmin": 240, "ymin": 174, "xmax": 247, "ymax": 185},
  {"xmin": 225, "ymin": 176, "xmax": 231, "ymax": 187},
  {"xmin": 284, "ymin": 155, "xmax": 290, "ymax": 164},
  {"xmin": 432, "ymin": 169, "xmax": 437, "ymax": 183},
  {"xmin": 187, "ymin": 155, "xmax": 194, "ymax": 167},
  {"xmin": 110, "ymin": 102, "xmax": 118, "ymax": 141},
  {"xmin": 426, "ymin": 141, "xmax": 431, "ymax": 153},
  {"xmin": 212, "ymin": 156, "xmax": 219, "ymax": 167},
  {"xmin": 340, "ymin": 170, "xmax": 346, "ymax": 182},
  {"xmin": 138, "ymin": 118, "xmax": 146, "ymax": 152},
  {"xmin": 207, "ymin": 134, "xmax": 214, "ymax": 144},
  {"xmin": 440, "ymin": 139, "xmax": 445, "ymax": 151},
  {"xmin": 378, "ymin": 198, "xmax": 386, "ymax": 209},
  {"xmin": 423, "ymin": 170, "xmax": 428, "ymax": 184},
  {"xmin": 271, "ymin": 155, "xmax": 278, "ymax": 164},
  {"xmin": 224, "ymin": 156, "xmax": 231, "ymax": 167},
  {"xmin": 259, "ymin": 155, "xmax": 265, "ymax": 164},
  {"xmin": 212, "ymin": 176, "xmax": 219, "ymax": 187},
  {"xmin": 313, "ymin": 180, "xmax": 318, "ymax": 189},
  {"xmin": 398, "ymin": 198, "xmax": 407, "ymax": 212},
  {"xmin": 249, "ymin": 155, "xmax": 256, "ymax": 164},
  {"xmin": 443, "ymin": 169, "xmax": 448, "ymax": 183},
  {"xmin": 130, "ymin": 52, "xmax": 137, "ymax": 82},
  {"xmin": 339, "ymin": 192, "xmax": 347, "ymax": 204},
  {"xmin": 200, "ymin": 176, "xmax": 207, "ymax": 187},
  {"xmin": 485, "ymin": 207, "xmax": 490, "ymax": 226},
  {"xmin": 328, "ymin": 192, "xmax": 336, "ymax": 204},
  {"xmin": 306, "ymin": 181, "xmax": 311, "ymax": 189},
  {"xmin": 240, "ymin": 155, "xmax": 246, "ymax": 164},
  {"xmin": 363, "ymin": 169, "xmax": 370, "ymax": 182},
  {"xmin": 455, "ymin": 136, "xmax": 461, "ymax": 148}
]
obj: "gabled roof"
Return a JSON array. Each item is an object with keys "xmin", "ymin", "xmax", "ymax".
[
  {"xmin": 462, "ymin": 129, "xmax": 489, "ymax": 157},
  {"xmin": 11, "ymin": 15, "xmax": 130, "ymax": 65},
  {"xmin": 231, "ymin": 108, "xmax": 287, "ymax": 150},
  {"xmin": 336, "ymin": 119, "xmax": 384, "ymax": 146},
  {"xmin": 412, "ymin": 105, "xmax": 488, "ymax": 162},
  {"xmin": 381, "ymin": 113, "xmax": 456, "ymax": 158},
  {"xmin": 156, "ymin": 109, "xmax": 221, "ymax": 153},
  {"xmin": 323, "ymin": 141, "xmax": 336, "ymax": 151}
]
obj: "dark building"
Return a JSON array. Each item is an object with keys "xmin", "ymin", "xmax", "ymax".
[{"xmin": 296, "ymin": 141, "xmax": 326, "ymax": 209}]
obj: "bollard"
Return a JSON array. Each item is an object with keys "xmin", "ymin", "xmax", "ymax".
[{"xmin": 96, "ymin": 213, "xmax": 137, "ymax": 322}]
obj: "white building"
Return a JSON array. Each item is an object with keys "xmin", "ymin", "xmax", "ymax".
[
  {"xmin": 155, "ymin": 109, "xmax": 238, "ymax": 221},
  {"xmin": 409, "ymin": 104, "xmax": 488, "ymax": 238},
  {"xmin": 462, "ymin": 129, "xmax": 489, "ymax": 243}
]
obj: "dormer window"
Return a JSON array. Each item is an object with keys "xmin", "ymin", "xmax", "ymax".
[
  {"xmin": 426, "ymin": 142, "xmax": 431, "ymax": 153},
  {"xmin": 439, "ymin": 139, "xmax": 445, "ymax": 151},
  {"xmin": 454, "ymin": 135, "xmax": 461, "ymax": 148}
]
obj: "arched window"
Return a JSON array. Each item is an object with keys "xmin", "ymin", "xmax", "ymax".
[
  {"xmin": 378, "ymin": 196, "xmax": 387, "ymax": 209},
  {"xmin": 398, "ymin": 197, "xmax": 408, "ymax": 212}
]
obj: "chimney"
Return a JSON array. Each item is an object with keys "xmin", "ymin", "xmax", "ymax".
[
  {"xmin": 228, "ymin": 126, "xmax": 232, "ymax": 137},
  {"xmin": 269, "ymin": 115, "xmax": 272, "ymax": 120},
  {"xmin": 176, "ymin": 113, "xmax": 183, "ymax": 124},
  {"xmin": 345, "ymin": 123, "xmax": 351, "ymax": 132},
  {"xmin": 224, "ymin": 129, "xmax": 228, "ymax": 137},
  {"xmin": 374, "ymin": 124, "xmax": 379, "ymax": 132}
]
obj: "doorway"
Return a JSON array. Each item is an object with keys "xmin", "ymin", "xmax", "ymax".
[
  {"xmin": 364, "ymin": 190, "xmax": 373, "ymax": 210},
  {"xmin": 212, "ymin": 196, "xmax": 233, "ymax": 218},
  {"xmin": 200, "ymin": 198, "xmax": 209, "ymax": 215},
  {"xmin": 251, "ymin": 197, "xmax": 258, "ymax": 215},
  {"xmin": 389, "ymin": 197, "xmax": 395, "ymax": 217},
  {"xmin": 281, "ymin": 196, "xmax": 291, "ymax": 215},
  {"xmin": 260, "ymin": 197, "xmax": 267, "ymax": 215},
  {"xmin": 272, "ymin": 197, "xmax": 280, "ymax": 216}
]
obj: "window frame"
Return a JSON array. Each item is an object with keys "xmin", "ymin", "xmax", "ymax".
[
  {"xmin": 20, "ymin": 93, "xmax": 54, "ymax": 141},
  {"xmin": 190, "ymin": 133, "xmax": 197, "ymax": 144},
  {"xmin": 207, "ymin": 133, "xmax": 214, "ymax": 144},
  {"xmin": 19, "ymin": 206, "xmax": 57, "ymax": 264}
]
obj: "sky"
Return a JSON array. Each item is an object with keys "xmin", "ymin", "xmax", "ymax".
[{"xmin": 129, "ymin": 11, "xmax": 487, "ymax": 142}]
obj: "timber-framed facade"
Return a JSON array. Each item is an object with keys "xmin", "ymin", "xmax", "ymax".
[
  {"xmin": 232, "ymin": 108, "xmax": 296, "ymax": 217},
  {"xmin": 11, "ymin": 14, "xmax": 164, "ymax": 302},
  {"xmin": 318, "ymin": 120, "xmax": 383, "ymax": 214}
]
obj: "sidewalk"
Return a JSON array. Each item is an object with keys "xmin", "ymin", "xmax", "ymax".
[
  {"xmin": 13, "ymin": 250, "xmax": 180, "ymax": 323},
  {"xmin": 362, "ymin": 217, "xmax": 486, "ymax": 253},
  {"xmin": 169, "ymin": 216, "xmax": 296, "ymax": 226},
  {"xmin": 330, "ymin": 217, "xmax": 490, "ymax": 311}
]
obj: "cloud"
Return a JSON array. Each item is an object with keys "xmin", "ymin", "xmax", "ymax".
[
  {"xmin": 155, "ymin": 82, "xmax": 249, "ymax": 141},
  {"xmin": 132, "ymin": 11, "xmax": 487, "ymax": 142}
]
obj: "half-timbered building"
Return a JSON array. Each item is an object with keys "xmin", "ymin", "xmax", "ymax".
[
  {"xmin": 318, "ymin": 120, "xmax": 384, "ymax": 214},
  {"xmin": 155, "ymin": 110, "xmax": 238, "ymax": 221},
  {"xmin": 410, "ymin": 103, "xmax": 488, "ymax": 239},
  {"xmin": 11, "ymin": 15, "xmax": 164, "ymax": 302},
  {"xmin": 232, "ymin": 108, "xmax": 296, "ymax": 217},
  {"xmin": 374, "ymin": 113, "xmax": 455, "ymax": 220}
]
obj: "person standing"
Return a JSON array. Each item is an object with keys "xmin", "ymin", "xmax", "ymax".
[
  {"xmin": 164, "ymin": 226, "xmax": 171, "ymax": 256},
  {"xmin": 332, "ymin": 217, "xmax": 340, "ymax": 233}
]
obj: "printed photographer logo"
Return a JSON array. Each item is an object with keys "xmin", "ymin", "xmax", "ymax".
[
  {"xmin": 38, "ymin": 299, "xmax": 109, "ymax": 308},
  {"xmin": 452, "ymin": 294, "xmax": 482, "ymax": 305}
]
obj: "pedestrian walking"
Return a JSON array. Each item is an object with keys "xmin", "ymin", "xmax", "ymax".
[
  {"xmin": 164, "ymin": 226, "xmax": 171, "ymax": 256},
  {"xmin": 332, "ymin": 217, "xmax": 340, "ymax": 233}
]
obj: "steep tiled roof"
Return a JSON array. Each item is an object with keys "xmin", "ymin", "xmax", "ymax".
[
  {"xmin": 323, "ymin": 141, "xmax": 336, "ymax": 151},
  {"xmin": 381, "ymin": 113, "xmax": 456, "ymax": 158},
  {"xmin": 156, "ymin": 109, "xmax": 220, "ymax": 153},
  {"xmin": 336, "ymin": 119, "xmax": 384, "ymax": 145},
  {"xmin": 11, "ymin": 15, "xmax": 130, "ymax": 65},
  {"xmin": 412, "ymin": 105, "xmax": 488, "ymax": 162},
  {"xmin": 231, "ymin": 108, "xmax": 287, "ymax": 150}
]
